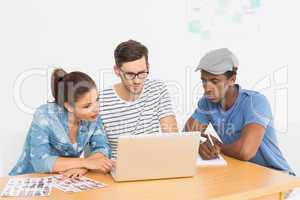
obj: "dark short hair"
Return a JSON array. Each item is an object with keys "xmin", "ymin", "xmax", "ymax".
[{"xmin": 114, "ymin": 40, "xmax": 148, "ymax": 67}]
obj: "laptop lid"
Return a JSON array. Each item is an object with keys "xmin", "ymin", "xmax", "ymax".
[{"xmin": 111, "ymin": 132, "xmax": 204, "ymax": 182}]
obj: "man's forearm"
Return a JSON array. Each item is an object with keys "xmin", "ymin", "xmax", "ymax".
[
  {"xmin": 220, "ymin": 140, "xmax": 245, "ymax": 160},
  {"xmin": 183, "ymin": 117, "xmax": 207, "ymax": 133},
  {"xmin": 160, "ymin": 115, "xmax": 179, "ymax": 133}
]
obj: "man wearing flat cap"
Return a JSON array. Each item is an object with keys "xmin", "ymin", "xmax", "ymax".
[{"xmin": 184, "ymin": 48, "xmax": 294, "ymax": 175}]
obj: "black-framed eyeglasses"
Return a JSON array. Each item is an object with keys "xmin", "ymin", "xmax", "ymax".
[{"xmin": 120, "ymin": 69, "xmax": 149, "ymax": 80}]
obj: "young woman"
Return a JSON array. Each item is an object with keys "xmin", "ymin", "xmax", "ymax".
[{"xmin": 10, "ymin": 68, "xmax": 114, "ymax": 178}]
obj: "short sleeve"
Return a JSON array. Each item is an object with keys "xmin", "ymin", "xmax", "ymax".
[
  {"xmin": 88, "ymin": 118, "xmax": 112, "ymax": 158},
  {"xmin": 243, "ymin": 93, "xmax": 272, "ymax": 128},
  {"xmin": 157, "ymin": 81, "xmax": 175, "ymax": 119},
  {"xmin": 191, "ymin": 97, "xmax": 210, "ymax": 125},
  {"xmin": 29, "ymin": 112, "xmax": 59, "ymax": 173}
]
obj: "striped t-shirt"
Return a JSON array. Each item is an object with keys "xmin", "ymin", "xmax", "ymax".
[{"xmin": 99, "ymin": 79, "xmax": 175, "ymax": 158}]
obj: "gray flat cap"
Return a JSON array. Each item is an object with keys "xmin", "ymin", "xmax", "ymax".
[{"xmin": 195, "ymin": 48, "xmax": 238, "ymax": 74}]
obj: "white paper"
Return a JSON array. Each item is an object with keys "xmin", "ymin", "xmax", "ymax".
[
  {"xmin": 196, "ymin": 155, "xmax": 227, "ymax": 166},
  {"xmin": 0, "ymin": 177, "xmax": 53, "ymax": 197},
  {"xmin": 52, "ymin": 175, "xmax": 107, "ymax": 193}
]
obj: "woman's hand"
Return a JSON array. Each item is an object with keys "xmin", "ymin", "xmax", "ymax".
[
  {"xmin": 60, "ymin": 168, "xmax": 88, "ymax": 179},
  {"xmin": 84, "ymin": 156, "xmax": 115, "ymax": 173}
]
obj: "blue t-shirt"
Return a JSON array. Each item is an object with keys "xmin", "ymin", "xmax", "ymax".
[
  {"xmin": 9, "ymin": 103, "xmax": 111, "ymax": 176},
  {"xmin": 192, "ymin": 85, "xmax": 294, "ymax": 175}
]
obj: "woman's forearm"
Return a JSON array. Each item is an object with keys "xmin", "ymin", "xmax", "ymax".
[{"xmin": 52, "ymin": 157, "xmax": 88, "ymax": 172}]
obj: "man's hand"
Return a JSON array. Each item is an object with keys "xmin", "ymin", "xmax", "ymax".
[{"xmin": 199, "ymin": 134, "xmax": 222, "ymax": 160}]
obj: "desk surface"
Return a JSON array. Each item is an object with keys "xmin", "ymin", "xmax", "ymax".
[{"xmin": 1, "ymin": 156, "xmax": 300, "ymax": 200}]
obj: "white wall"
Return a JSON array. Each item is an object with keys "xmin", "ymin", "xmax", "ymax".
[{"xmin": 0, "ymin": 0, "xmax": 299, "ymax": 176}]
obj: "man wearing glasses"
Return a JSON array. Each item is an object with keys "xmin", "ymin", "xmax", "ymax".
[{"xmin": 99, "ymin": 40, "xmax": 178, "ymax": 159}]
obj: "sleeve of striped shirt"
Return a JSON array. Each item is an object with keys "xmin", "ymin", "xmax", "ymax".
[{"xmin": 157, "ymin": 81, "xmax": 175, "ymax": 119}]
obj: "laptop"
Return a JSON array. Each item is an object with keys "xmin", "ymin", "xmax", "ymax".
[{"xmin": 111, "ymin": 132, "xmax": 206, "ymax": 182}]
